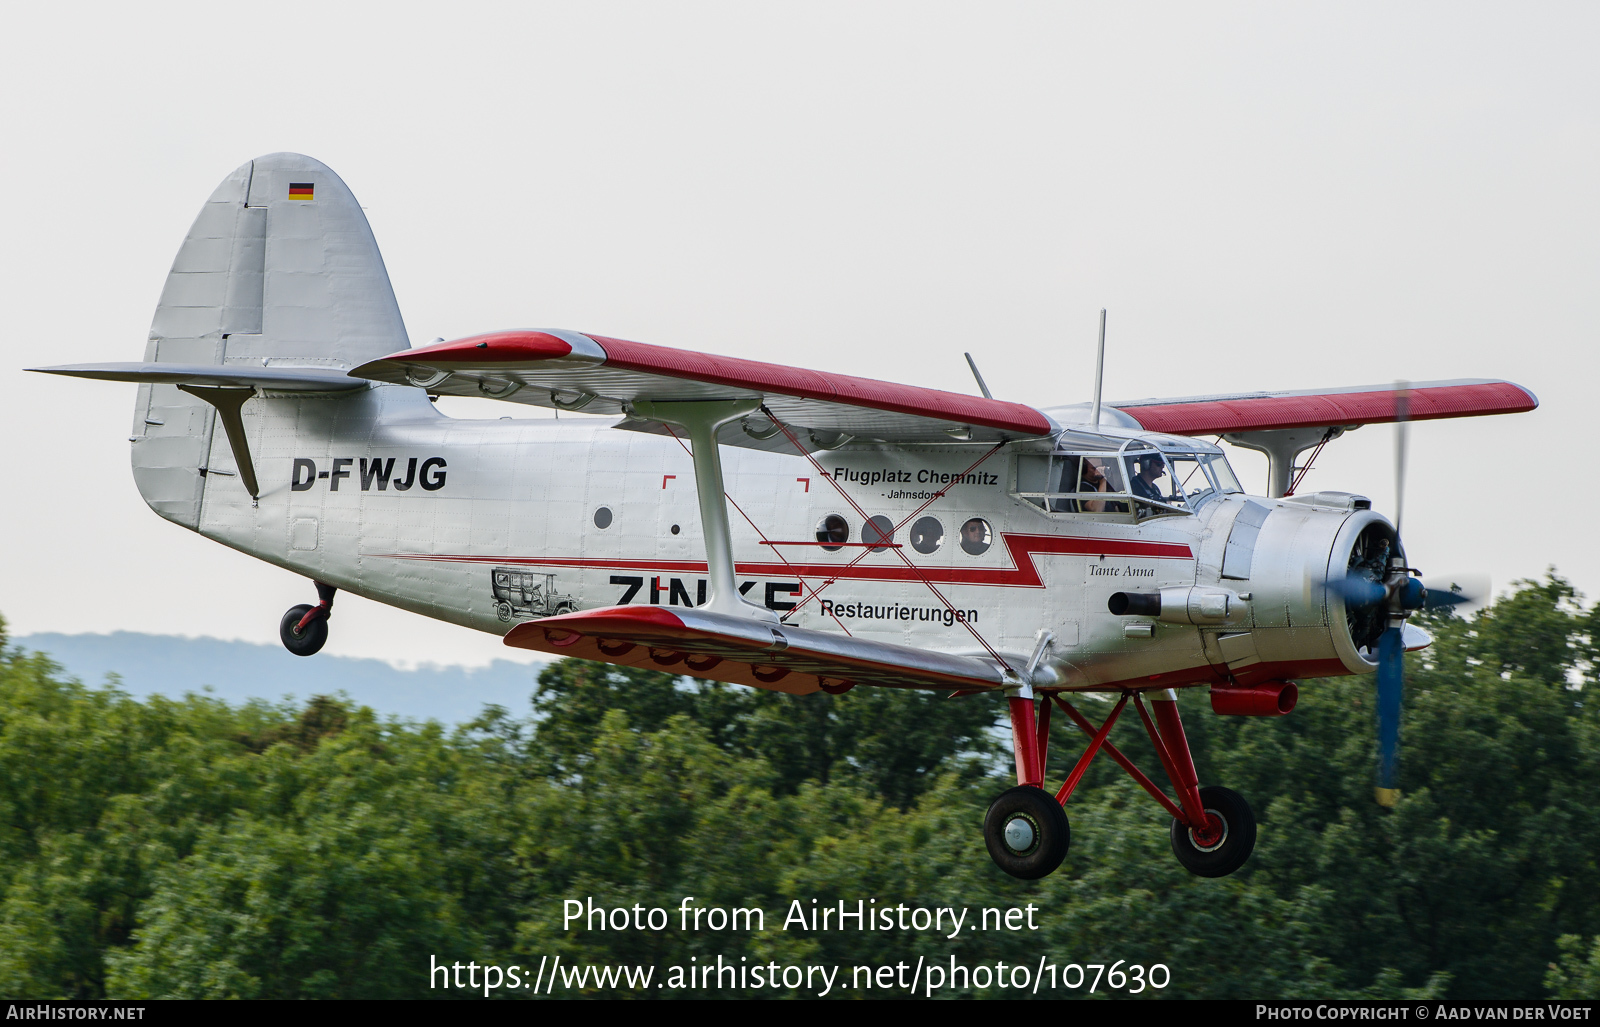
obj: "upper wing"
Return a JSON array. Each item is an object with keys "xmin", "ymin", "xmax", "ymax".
[
  {"xmin": 28, "ymin": 362, "xmax": 364, "ymax": 392},
  {"xmin": 1106, "ymin": 379, "xmax": 1537, "ymax": 436},
  {"xmin": 503, "ymin": 605, "xmax": 1009, "ymax": 695},
  {"xmin": 349, "ymin": 330, "xmax": 1053, "ymax": 447}
]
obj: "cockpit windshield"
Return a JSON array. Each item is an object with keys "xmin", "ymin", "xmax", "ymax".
[
  {"xmin": 1164, "ymin": 452, "xmax": 1241, "ymax": 508},
  {"xmin": 1015, "ymin": 434, "xmax": 1243, "ymax": 518}
]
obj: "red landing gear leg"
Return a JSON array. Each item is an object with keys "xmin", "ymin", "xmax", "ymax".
[
  {"xmin": 1007, "ymin": 694, "xmax": 1044, "ymax": 787},
  {"xmin": 1137, "ymin": 690, "xmax": 1257, "ymax": 878},
  {"xmin": 1139, "ymin": 691, "xmax": 1210, "ymax": 835},
  {"xmin": 279, "ymin": 582, "xmax": 336, "ymax": 657},
  {"xmin": 985, "ymin": 691, "xmax": 1069, "ymax": 880}
]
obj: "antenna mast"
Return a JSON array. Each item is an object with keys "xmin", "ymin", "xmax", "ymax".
[
  {"xmin": 963, "ymin": 352, "xmax": 993, "ymax": 400},
  {"xmin": 1090, "ymin": 308, "xmax": 1107, "ymax": 426}
]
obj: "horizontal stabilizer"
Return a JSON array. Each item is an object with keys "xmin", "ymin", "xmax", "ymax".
[
  {"xmin": 350, "ymin": 330, "xmax": 1053, "ymax": 447},
  {"xmin": 29, "ymin": 362, "xmax": 365, "ymax": 392},
  {"xmin": 1109, "ymin": 379, "xmax": 1537, "ymax": 436},
  {"xmin": 503, "ymin": 605, "xmax": 1009, "ymax": 695}
]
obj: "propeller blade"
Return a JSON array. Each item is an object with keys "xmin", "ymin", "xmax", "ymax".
[
  {"xmin": 1374, "ymin": 624, "xmax": 1403, "ymax": 807},
  {"xmin": 1419, "ymin": 573, "xmax": 1490, "ymax": 611},
  {"xmin": 1330, "ymin": 572, "xmax": 1388, "ymax": 609},
  {"xmin": 1393, "ymin": 382, "xmax": 1410, "ymax": 537}
]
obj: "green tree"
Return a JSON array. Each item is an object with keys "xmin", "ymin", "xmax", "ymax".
[
  {"xmin": 2, "ymin": 572, "xmax": 1598, "ymax": 999},
  {"xmin": 1546, "ymin": 935, "xmax": 1600, "ymax": 999},
  {"xmin": 530, "ymin": 659, "xmax": 1001, "ymax": 806}
]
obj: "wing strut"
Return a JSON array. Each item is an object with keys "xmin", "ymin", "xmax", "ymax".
[
  {"xmin": 630, "ymin": 399, "xmax": 776, "ymax": 622},
  {"xmin": 1224, "ymin": 426, "xmax": 1345, "ymax": 498}
]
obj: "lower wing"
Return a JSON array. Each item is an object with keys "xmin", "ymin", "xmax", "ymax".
[{"xmin": 503, "ymin": 605, "xmax": 1009, "ymax": 695}]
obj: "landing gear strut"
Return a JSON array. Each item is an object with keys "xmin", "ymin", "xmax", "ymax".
[
  {"xmin": 280, "ymin": 582, "xmax": 335, "ymax": 657},
  {"xmin": 986, "ymin": 687, "xmax": 1257, "ymax": 880}
]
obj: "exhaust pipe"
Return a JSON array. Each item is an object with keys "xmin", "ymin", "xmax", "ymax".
[
  {"xmin": 1210, "ymin": 681, "xmax": 1298, "ymax": 717},
  {"xmin": 1108, "ymin": 587, "xmax": 1248, "ymax": 625}
]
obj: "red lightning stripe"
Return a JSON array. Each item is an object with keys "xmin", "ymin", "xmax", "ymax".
[{"xmin": 376, "ymin": 532, "xmax": 1191, "ymax": 585}]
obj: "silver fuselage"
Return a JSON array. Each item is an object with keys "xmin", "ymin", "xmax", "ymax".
[{"xmin": 134, "ymin": 381, "xmax": 1380, "ymax": 692}]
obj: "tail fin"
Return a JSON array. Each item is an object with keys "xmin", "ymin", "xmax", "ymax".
[{"xmin": 134, "ymin": 154, "xmax": 408, "ymax": 527}]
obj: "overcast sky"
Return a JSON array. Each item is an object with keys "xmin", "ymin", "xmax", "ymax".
[{"xmin": 2, "ymin": 3, "xmax": 1593, "ymax": 667}]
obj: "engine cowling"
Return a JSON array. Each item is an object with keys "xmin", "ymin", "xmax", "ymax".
[{"xmin": 1205, "ymin": 500, "xmax": 1400, "ymax": 682}]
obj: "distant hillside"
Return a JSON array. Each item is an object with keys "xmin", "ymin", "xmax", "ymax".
[{"xmin": 13, "ymin": 632, "xmax": 547, "ymax": 725}]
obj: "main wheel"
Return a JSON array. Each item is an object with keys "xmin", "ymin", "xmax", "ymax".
[
  {"xmin": 984, "ymin": 785, "xmax": 1070, "ymax": 880},
  {"xmin": 1169, "ymin": 785, "xmax": 1256, "ymax": 878},
  {"xmin": 279, "ymin": 604, "xmax": 328, "ymax": 657}
]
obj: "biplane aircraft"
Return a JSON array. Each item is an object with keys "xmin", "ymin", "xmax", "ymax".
[{"xmin": 32, "ymin": 154, "xmax": 1538, "ymax": 879}]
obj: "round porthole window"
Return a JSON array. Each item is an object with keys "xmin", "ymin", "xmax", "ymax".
[
  {"xmin": 815, "ymin": 514, "xmax": 850, "ymax": 552},
  {"xmin": 959, "ymin": 517, "xmax": 992, "ymax": 556},
  {"xmin": 909, "ymin": 516, "xmax": 943, "ymax": 554},
  {"xmin": 863, "ymin": 514, "xmax": 895, "ymax": 553},
  {"xmin": 594, "ymin": 506, "xmax": 613, "ymax": 529}
]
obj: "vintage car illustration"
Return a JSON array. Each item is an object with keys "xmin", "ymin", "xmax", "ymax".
[{"xmin": 491, "ymin": 569, "xmax": 577, "ymax": 621}]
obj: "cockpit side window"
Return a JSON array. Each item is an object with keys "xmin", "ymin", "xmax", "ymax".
[
  {"xmin": 1203, "ymin": 454, "xmax": 1243, "ymax": 494},
  {"xmin": 1170, "ymin": 455, "xmax": 1211, "ymax": 507},
  {"xmin": 1015, "ymin": 453, "xmax": 1128, "ymax": 515},
  {"xmin": 1125, "ymin": 450, "xmax": 1181, "ymax": 506},
  {"xmin": 1017, "ymin": 444, "xmax": 1237, "ymax": 518},
  {"xmin": 1164, "ymin": 453, "xmax": 1242, "ymax": 509},
  {"xmin": 1078, "ymin": 456, "xmax": 1128, "ymax": 513},
  {"xmin": 1016, "ymin": 455, "xmax": 1052, "ymax": 510}
]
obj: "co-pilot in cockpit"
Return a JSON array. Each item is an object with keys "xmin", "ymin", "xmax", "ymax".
[{"xmin": 1015, "ymin": 430, "xmax": 1244, "ymax": 519}]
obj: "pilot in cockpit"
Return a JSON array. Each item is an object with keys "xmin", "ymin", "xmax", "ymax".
[{"xmin": 1130, "ymin": 453, "xmax": 1168, "ymax": 503}]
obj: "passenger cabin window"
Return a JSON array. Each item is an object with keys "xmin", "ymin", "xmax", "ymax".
[{"xmin": 816, "ymin": 514, "xmax": 850, "ymax": 552}]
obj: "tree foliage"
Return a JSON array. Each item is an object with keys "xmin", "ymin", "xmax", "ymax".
[{"xmin": 0, "ymin": 575, "xmax": 1596, "ymax": 1000}]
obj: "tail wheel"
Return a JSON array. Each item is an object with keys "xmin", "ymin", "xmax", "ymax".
[
  {"xmin": 279, "ymin": 604, "xmax": 329, "ymax": 657},
  {"xmin": 984, "ymin": 786, "xmax": 1070, "ymax": 880},
  {"xmin": 1169, "ymin": 785, "xmax": 1256, "ymax": 878}
]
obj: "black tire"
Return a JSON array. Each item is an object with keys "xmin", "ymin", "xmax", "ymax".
[
  {"xmin": 1169, "ymin": 785, "xmax": 1256, "ymax": 878},
  {"xmin": 984, "ymin": 785, "xmax": 1070, "ymax": 880},
  {"xmin": 279, "ymin": 604, "xmax": 328, "ymax": 657}
]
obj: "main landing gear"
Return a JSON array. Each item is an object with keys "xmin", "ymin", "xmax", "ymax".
[
  {"xmin": 984, "ymin": 786, "xmax": 1071, "ymax": 880},
  {"xmin": 985, "ymin": 688, "xmax": 1256, "ymax": 880},
  {"xmin": 279, "ymin": 582, "xmax": 336, "ymax": 657}
]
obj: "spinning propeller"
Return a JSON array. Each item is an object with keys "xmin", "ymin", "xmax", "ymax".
[{"xmin": 1328, "ymin": 385, "xmax": 1487, "ymax": 807}]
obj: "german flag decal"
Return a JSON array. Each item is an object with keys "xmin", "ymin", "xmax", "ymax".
[{"xmin": 288, "ymin": 182, "xmax": 315, "ymax": 201}]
